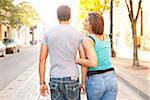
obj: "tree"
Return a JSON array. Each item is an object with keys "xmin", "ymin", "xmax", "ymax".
[
  {"xmin": 8, "ymin": 5, "xmax": 20, "ymax": 28},
  {"xmin": 79, "ymin": 0, "xmax": 110, "ymax": 20},
  {"xmin": 16, "ymin": 2, "xmax": 39, "ymax": 41},
  {"xmin": 8, "ymin": 2, "xmax": 39, "ymax": 39},
  {"xmin": 8, "ymin": 2, "xmax": 39, "ymax": 28},
  {"xmin": 0, "ymin": 0, "xmax": 14, "ymax": 22},
  {"xmin": 125, "ymin": 0, "xmax": 142, "ymax": 66},
  {"xmin": 79, "ymin": 0, "xmax": 119, "ymax": 19},
  {"xmin": 0, "ymin": 1, "xmax": 39, "ymax": 39}
]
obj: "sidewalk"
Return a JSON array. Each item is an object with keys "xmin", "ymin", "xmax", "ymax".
[
  {"xmin": 112, "ymin": 58, "xmax": 150, "ymax": 100},
  {"xmin": 0, "ymin": 62, "xmax": 39, "ymax": 100}
]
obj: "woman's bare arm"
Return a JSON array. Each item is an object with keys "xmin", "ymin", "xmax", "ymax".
[
  {"xmin": 78, "ymin": 43, "xmax": 87, "ymax": 94},
  {"xmin": 76, "ymin": 37, "xmax": 98, "ymax": 68},
  {"xmin": 78, "ymin": 44, "xmax": 88, "ymax": 84}
]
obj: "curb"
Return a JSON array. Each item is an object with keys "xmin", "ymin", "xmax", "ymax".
[
  {"xmin": 117, "ymin": 74, "xmax": 150, "ymax": 100},
  {"xmin": 31, "ymin": 88, "xmax": 40, "ymax": 100}
]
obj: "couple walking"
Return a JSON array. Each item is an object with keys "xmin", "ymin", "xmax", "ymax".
[{"xmin": 39, "ymin": 5, "xmax": 118, "ymax": 100}]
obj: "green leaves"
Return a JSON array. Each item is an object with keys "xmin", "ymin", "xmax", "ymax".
[
  {"xmin": 0, "ymin": 0, "xmax": 39, "ymax": 28},
  {"xmin": 79, "ymin": 0, "xmax": 108, "ymax": 19},
  {"xmin": 10, "ymin": 2, "xmax": 39, "ymax": 28},
  {"xmin": 79, "ymin": 0, "xmax": 120, "ymax": 20},
  {"xmin": 0, "ymin": 0, "xmax": 14, "ymax": 21},
  {"xmin": 23, "ymin": 3, "xmax": 39, "ymax": 25},
  {"xmin": 79, "ymin": 0, "xmax": 101, "ymax": 19}
]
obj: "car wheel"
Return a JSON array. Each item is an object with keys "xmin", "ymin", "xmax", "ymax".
[
  {"xmin": 18, "ymin": 48, "xmax": 21, "ymax": 52},
  {"xmin": 2, "ymin": 50, "xmax": 6, "ymax": 57}
]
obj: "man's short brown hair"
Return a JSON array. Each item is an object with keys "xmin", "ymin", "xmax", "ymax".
[{"xmin": 57, "ymin": 5, "xmax": 71, "ymax": 21}]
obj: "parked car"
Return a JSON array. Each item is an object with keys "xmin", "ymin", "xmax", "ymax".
[
  {"xmin": 0, "ymin": 40, "xmax": 6, "ymax": 57},
  {"xmin": 3, "ymin": 38, "xmax": 22, "ymax": 53}
]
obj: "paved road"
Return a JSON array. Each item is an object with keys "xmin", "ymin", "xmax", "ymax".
[{"xmin": 0, "ymin": 45, "xmax": 40, "ymax": 90}]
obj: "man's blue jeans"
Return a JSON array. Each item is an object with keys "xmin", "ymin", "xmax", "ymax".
[
  {"xmin": 49, "ymin": 77, "xmax": 80, "ymax": 100},
  {"xmin": 86, "ymin": 71, "xmax": 118, "ymax": 100}
]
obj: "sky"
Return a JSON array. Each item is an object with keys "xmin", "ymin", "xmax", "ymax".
[{"xmin": 26, "ymin": 0, "xmax": 80, "ymax": 27}]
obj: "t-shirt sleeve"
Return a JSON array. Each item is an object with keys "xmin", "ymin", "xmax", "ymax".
[
  {"xmin": 41, "ymin": 33, "xmax": 48, "ymax": 45},
  {"xmin": 78, "ymin": 31, "xmax": 84, "ymax": 49}
]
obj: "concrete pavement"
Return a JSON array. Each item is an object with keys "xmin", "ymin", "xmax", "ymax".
[
  {"xmin": 112, "ymin": 58, "xmax": 150, "ymax": 100},
  {"xmin": 0, "ymin": 62, "xmax": 38, "ymax": 100}
]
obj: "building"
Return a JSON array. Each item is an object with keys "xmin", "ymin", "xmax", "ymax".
[{"xmin": 0, "ymin": 22, "xmax": 13, "ymax": 41}]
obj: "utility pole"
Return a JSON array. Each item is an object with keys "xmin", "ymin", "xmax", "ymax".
[
  {"xmin": 110, "ymin": 0, "xmax": 116, "ymax": 57},
  {"xmin": 141, "ymin": 7, "xmax": 143, "ymax": 36},
  {"xmin": 30, "ymin": 25, "xmax": 36, "ymax": 45}
]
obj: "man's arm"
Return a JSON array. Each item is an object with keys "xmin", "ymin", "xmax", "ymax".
[
  {"xmin": 39, "ymin": 44, "xmax": 49, "ymax": 96},
  {"xmin": 39, "ymin": 44, "xmax": 48, "ymax": 84}
]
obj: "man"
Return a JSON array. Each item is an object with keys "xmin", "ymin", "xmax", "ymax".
[{"xmin": 39, "ymin": 5, "xmax": 83, "ymax": 100}]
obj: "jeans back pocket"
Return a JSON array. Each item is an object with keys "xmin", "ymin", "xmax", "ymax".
[
  {"xmin": 49, "ymin": 82, "xmax": 60, "ymax": 100},
  {"xmin": 65, "ymin": 82, "xmax": 80, "ymax": 100}
]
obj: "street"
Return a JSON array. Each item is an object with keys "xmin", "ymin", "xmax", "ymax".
[{"xmin": 0, "ymin": 45, "xmax": 40, "ymax": 90}]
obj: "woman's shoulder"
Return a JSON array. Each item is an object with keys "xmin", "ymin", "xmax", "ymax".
[
  {"xmin": 82, "ymin": 35, "xmax": 95, "ymax": 45},
  {"xmin": 86, "ymin": 34, "xmax": 96, "ymax": 40},
  {"xmin": 104, "ymin": 34, "xmax": 110, "ymax": 41},
  {"xmin": 82, "ymin": 36, "xmax": 93, "ymax": 42},
  {"xmin": 87, "ymin": 33, "xmax": 94, "ymax": 37}
]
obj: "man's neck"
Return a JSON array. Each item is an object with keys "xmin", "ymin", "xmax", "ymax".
[{"xmin": 59, "ymin": 20, "xmax": 70, "ymax": 25}]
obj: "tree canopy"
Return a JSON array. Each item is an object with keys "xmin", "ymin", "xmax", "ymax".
[
  {"xmin": 79, "ymin": 0, "xmax": 120, "ymax": 19},
  {"xmin": 8, "ymin": 2, "xmax": 40, "ymax": 28},
  {"xmin": 0, "ymin": 0, "xmax": 40, "ymax": 28},
  {"xmin": 0, "ymin": 0, "xmax": 14, "ymax": 21}
]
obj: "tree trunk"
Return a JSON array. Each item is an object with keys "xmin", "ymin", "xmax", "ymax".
[
  {"xmin": 17, "ymin": 26, "xmax": 21, "ymax": 39},
  {"xmin": 32, "ymin": 29, "xmax": 34, "ymax": 43},
  {"xmin": 18, "ymin": 29, "xmax": 20, "ymax": 39},
  {"xmin": 132, "ymin": 21, "xmax": 139, "ymax": 66},
  {"xmin": 141, "ymin": 8, "xmax": 143, "ymax": 36}
]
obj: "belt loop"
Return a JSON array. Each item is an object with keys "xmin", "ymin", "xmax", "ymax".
[{"xmin": 71, "ymin": 76, "xmax": 79, "ymax": 81}]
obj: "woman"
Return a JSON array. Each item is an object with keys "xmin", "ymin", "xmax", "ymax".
[{"xmin": 76, "ymin": 12, "xmax": 118, "ymax": 100}]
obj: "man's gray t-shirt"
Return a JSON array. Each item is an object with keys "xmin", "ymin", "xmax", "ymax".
[{"xmin": 42, "ymin": 24, "xmax": 83, "ymax": 78}]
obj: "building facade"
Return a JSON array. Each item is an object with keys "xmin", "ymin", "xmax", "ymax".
[{"xmin": 0, "ymin": 23, "xmax": 13, "ymax": 41}]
